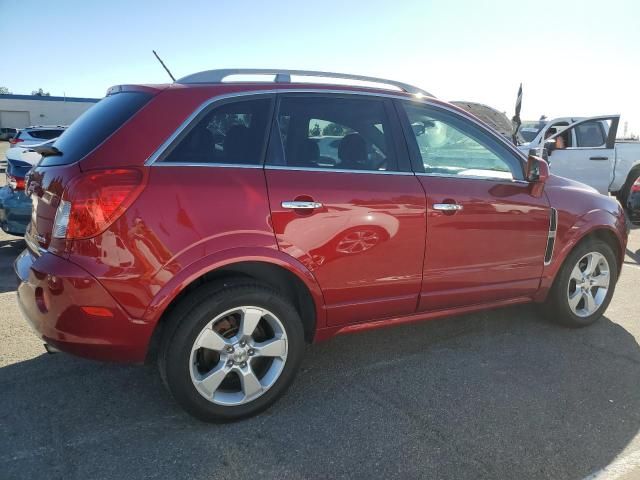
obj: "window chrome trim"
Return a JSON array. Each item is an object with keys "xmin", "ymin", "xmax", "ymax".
[
  {"xmin": 145, "ymin": 88, "xmax": 528, "ymax": 169},
  {"xmin": 264, "ymin": 165, "xmax": 414, "ymax": 175},
  {"xmin": 415, "ymin": 172, "xmax": 530, "ymax": 184},
  {"xmin": 150, "ymin": 162, "xmax": 263, "ymax": 169}
]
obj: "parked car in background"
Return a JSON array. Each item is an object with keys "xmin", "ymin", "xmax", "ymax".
[
  {"xmin": 628, "ymin": 176, "xmax": 640, "ymax": 225},
  {"xmin": 9, "ymin": 126, "xmax": 66, "ymax": 147},
  {"xmin": 0, "ymin": 140, "xmax": 51, "ymax": 235},
  {"xmin": 520, "ymin": 116, "xmax": 640, "ymax": 206},
  {"xmin": 518, "ymin": 120, "xmax": 547, "ymax": 143},
  {"xmin": 0, "ymin": 141, "xmax": 46, "ymax": 235},
  {"xmin": 16, "ymin": 69, "xmax": 628, "ymax": 422},
  {"xmin": 0, "ymin": 127, "xmax": 18, "ymax": 141}
]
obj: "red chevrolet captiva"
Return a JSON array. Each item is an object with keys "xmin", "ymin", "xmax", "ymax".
[{"xmin": 16, "ymin": 69, "xmax": 629, "ymax": 421}]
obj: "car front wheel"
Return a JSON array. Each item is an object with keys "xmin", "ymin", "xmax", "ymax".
[{"xmin": 544, "ymin": 239, "xmax": 618, "ymax": 327}]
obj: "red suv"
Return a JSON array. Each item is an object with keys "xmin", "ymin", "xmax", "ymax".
[{"xmin": 15, "ymin": 69, "xmax": 629, "ymax": 421}]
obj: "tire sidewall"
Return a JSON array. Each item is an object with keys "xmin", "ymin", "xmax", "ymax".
[
  {"xmin": 162, "ymin": 284, "xmax": 304, "ymax": 422},
  {"xmin": 621, "ymin": 169, "xmax": 640, "ymax": 207}
]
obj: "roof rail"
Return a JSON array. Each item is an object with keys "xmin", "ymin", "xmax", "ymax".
[{"xmin": 176, "ymin": 68, "xmax": 434, "ymax": 97}]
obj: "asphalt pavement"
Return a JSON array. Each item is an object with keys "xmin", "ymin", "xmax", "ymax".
[{"xmin": 1, "ymin": 140, "xmax": 639, "ymax": 480}]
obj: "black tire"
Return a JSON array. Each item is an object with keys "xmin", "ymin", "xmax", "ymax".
[
  {"xmin": 619, "ymin": 168, "xmax": 640, "ymax": 208},
  {"xmin": 543, "ymin": 239, "xmax": 618, "ymax": 327},
  {"xmin": 158, "ymin": 281, "xmax": 305, "ymax": 422}
]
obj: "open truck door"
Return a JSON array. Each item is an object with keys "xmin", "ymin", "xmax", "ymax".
[{"xmin": 543, "ymin": 115, "xmax": 620, "ymax": 194}]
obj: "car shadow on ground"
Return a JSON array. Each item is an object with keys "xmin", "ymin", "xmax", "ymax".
[
  {"xmin": 0, "ymin": 238, "xmax": 24, "ymax": 293},
  {"xmin": 1, "ymin": 306, "xmax": 639, "ymax": 479}
]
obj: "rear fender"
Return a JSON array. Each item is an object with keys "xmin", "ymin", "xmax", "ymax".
[{"xmin": 142, "ymin": 246, "xmax": 327, "ymax": 329}]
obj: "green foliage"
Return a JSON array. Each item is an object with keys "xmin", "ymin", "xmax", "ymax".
[
  {"xmin": 322, "ymin": 123, "xmax": 345, "ymax": 136},
  {"xmin": 31, "ymin": 88, "xmax": 51, "ymax": 96},
  {"xmin": 0, "ymin": 86, "xmax": 11, "ymax": 94},
  {"xmin": 309, "ymin": 122, "xmax": 321, "ymax": 136}
]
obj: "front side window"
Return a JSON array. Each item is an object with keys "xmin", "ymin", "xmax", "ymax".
[
  {"xmin": 403, "ymin": 103, "xmax": 522, "ymax": 180},
  {"xmin": 269, "ymin": 96, "xmax": 398, "ymax": 171},
  {"xmin": 162, "ymin": 97, "xmax": 272, "ymax": 165}
]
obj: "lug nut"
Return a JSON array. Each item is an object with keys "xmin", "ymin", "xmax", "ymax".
[
  {"xmin": 239, "ymin": 340, "xmax": 246, "ymax": 347},
  {"xmin": 248, "ymin": 349, "xmax": 255, "ymax": 356},
  {"xmin": 225, "ymin": 345, "xmax": 234, "ymax": 353},
  {"xmin": 240, "ymin": 362, "xmax": 247, "ymax": 368},
  {"xmin": 227, "ymin": 360, "xmax": 234, "ymax": 367}
]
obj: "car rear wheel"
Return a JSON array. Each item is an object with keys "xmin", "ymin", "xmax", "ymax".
[
  {"xmin": 158, "ymin": 282, "xmax": 304, "ymax": 422},
  {"xmin": 544, "ymin": 239, "xmax": 618, "ymax": 327}
]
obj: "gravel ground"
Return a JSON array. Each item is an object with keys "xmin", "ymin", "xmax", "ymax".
[{"xmin": 1, "ymin": 140, "xmax": 639, "ymax": 479}]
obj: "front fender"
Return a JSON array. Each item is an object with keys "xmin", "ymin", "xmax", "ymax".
[
  {"xmin": 534, "ymin": 206, "xmax": 628, "ymax": 301},
  {"xmin": 142, "ymin": 246, "xmax": 327, "ymax": 329}
]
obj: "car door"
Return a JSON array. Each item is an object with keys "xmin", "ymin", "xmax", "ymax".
[
  {"xmin": 397, "ymin": 100, "xmax": 551, "ymax": 311},
  {"xmin": 265, "ymin": 93, "xmax": 427, "ymax": 326},
  {"xmin": 545, "ymin": 116, "xmax": 620, "ymax": 194}
]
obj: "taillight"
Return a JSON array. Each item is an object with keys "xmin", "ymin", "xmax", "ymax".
[
  {"xmin": 6, "ymin": 174, "xmax": 25, "ymax": 190},
  {"xmin": 53, "ymin": 168, "xmax": 146, "ymax": 240},
  {"xmin": 9, "ymin": 138, "xmax": 23, "ymax": 145}
]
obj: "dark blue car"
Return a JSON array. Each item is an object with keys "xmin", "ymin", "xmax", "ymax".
[{"xmin": 0, "ymin": 156, "xmax": 32, "ymax": 235}]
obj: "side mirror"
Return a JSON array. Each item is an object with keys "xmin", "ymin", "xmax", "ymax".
[{"xmin": 526, "ymin": 155, "xmax": 549, "ymax": 197}]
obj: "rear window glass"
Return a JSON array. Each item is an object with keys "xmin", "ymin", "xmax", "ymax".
[
  {"xmin": 40, "ymin": 91, "xmax": 152, "ymax": 166},
  {"xmin": 29, "ymin": 129, "xmax": 64, "ymax": 140}
]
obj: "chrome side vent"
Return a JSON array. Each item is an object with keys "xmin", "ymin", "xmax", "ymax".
[{"xmin": 544, "ymin": 208, "xmax": 558, "ymax": 265}]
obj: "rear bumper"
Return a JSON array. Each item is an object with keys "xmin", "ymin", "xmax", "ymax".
[
  {"xmin": 0, "ymin": 186, "xmax": 31, "ymax": 235},
  {"xmin": 14, "ymin": 248, "xmax": 154, "ymax": 362}
]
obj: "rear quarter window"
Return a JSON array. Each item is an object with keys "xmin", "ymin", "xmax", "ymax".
[{"xmin": 40, "ymin": 91, "xmax": 152, "ymax": 167}]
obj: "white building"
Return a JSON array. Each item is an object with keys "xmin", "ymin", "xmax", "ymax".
[{"xmin": 0, "ymin": 94, "xmax": 100, "ymax": 128}]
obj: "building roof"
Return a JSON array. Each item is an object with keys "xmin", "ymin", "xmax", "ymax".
[{"xmin": 0, "ymin": 93, "xmax": 100, "ymax": 103}]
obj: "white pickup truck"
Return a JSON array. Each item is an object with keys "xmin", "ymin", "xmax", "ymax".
[{"xmin": 518, "ymin": 115, "xmax": 640, "ymax": 205}]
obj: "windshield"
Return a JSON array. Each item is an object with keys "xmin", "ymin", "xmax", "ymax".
[{"xmin": 519, "ymin": 121, "xmax": 546, "ymax": 143}]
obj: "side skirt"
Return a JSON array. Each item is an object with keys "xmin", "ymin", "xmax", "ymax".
[{"xmin": 313, "ymin": 296, "xmax": 533, "ymax": 342}]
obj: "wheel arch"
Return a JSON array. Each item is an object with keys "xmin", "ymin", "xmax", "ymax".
[{"xmin": 144, "ymin": 249, "xmax": 326, "ymax": 362}]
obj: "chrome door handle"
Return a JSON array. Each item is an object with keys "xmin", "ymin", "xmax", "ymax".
[
  {"xmin": 281, "ymin": 201, "xmax": 323, "ymax": 209},
  {"xmin": 433, "ymin": 203, "xmax": 463, "ymax": 211}
]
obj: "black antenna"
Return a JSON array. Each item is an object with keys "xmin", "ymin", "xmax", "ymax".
[{"xmin": 152, "ymin": 50, "xmax": 176, "ymax": 82}]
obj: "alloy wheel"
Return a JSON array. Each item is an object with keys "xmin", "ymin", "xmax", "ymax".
[
  {"xmin": 567, "ymin": 251, "xmax": 610, "ymax": 318},
  {"xmin": 189, "ymin": 306, "xmax": 288, "ymax": 406}
]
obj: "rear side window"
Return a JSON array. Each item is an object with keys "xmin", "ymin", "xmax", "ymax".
[
  {"xmin": 269, "ymin": 96, "xmax": 398, "ymax": 171},
  {"xmin": 41, "ymin": 91, "xmax": 152, "ymax": 167},
  {"xmin": 29, "ymin": 129, "xmax": 64, "ymax": 140},
  {"xmin": 161, "ymin": 98, "xmax": 272, "ymax": 165}
]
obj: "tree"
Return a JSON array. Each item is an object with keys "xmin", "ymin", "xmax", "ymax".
[
  {"xmin": 0, "ymin": 86, "xmax": 11, "ymax": 94},
  {"xmin": 309, "ymin": 122, "xmax": 321, "ymax": 137},
  {"xmin": 31, "ymin": 88, "xmax": 50, "ymax": 96},
  {"xmin": 322, "ymin": 123, "xmax": 345, "ymax": 136}
]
